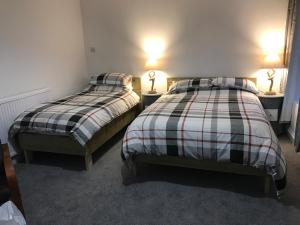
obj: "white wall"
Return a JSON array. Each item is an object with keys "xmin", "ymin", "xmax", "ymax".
[
  {"xmin": 81, "ymin": 0, "xmax": 288, "ymax": 92},
  {"xmin": 0, "ymin": 0, "xmax": 88, "ymax": 100}
]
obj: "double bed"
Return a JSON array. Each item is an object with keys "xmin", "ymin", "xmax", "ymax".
[
  {"xmin": 121, "ymin": 77, "xmax": 287, "ymax": 195},
  {"xmin": 9, "ymin": 73, "xmax": 141, "ymax": 170}
]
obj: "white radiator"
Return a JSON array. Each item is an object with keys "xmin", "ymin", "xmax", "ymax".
[{"xmin": 0, "ymin": 88, "xmax": 50, "ymax": 156}]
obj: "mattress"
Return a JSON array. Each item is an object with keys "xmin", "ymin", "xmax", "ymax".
[{"xmin": 122, "ymin": 87, "xmax": 287, "ymax": 192}]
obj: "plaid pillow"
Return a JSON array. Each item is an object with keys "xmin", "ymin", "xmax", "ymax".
[
  {"xmin": 168, "ymin": 78, "xmax": 213, "ymax": 94},
  {"xmin": 212, "ymin": 77, "xmax": 259, "ymax": 94},
  {"xmin": 89, "ymin": 73, "xmax": 132, "ymax": 87}
]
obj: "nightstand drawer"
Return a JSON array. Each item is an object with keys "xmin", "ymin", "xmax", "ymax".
[
  {"xmin": 264, "ymin": 109, "xmax": 278, "ymax": 121},
  {"xmin": 258, "ymin": 94, "xmax": 285, "ymax": 135}
]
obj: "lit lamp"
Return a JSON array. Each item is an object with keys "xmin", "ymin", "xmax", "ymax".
[
  {"xmin": 143, "ymin": 39, "xmax": 165, "ymax": 94},
  {"xmin": 145, "ymin": 58, "xmax": 159, "ymax": 94},
  {"xmin": 262, "ymin": 54, "xmax": 283, "ymax": 95}
]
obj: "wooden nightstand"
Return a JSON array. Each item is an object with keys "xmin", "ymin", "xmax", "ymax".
[
  {"xmin": 142, "ymin": 93, "xmax": 162, "ymax": 109},
  {"xmin": 258, "ymin": 93, "xmax": 285, "ymax": 135}
]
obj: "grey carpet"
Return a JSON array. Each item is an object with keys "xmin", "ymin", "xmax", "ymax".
[{"xmin": 15, "ymin": 131, "xmax": 300, "ymax": 225}]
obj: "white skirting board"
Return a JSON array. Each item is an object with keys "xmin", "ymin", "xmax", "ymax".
[
  {"xmin": 0, "ymin": 88, "xmax": 50, "ymax": 156},
  {"xmin": 287, "ymin": 102, "xmax": 299, "ymax": 144}
]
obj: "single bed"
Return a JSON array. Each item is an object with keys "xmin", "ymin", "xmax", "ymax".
[
  {"xmin": 9, "ymin": 73, "xmax": 141, "ymax": 170},
  {"xmin": 121, "ymin": 77, "xmax": 287, "ymax": 195}
]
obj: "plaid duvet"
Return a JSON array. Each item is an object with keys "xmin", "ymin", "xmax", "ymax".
[
  {"xmin": 9, "ymin": 85, "xmax": 140, "ymax": 149},
  {"xmin": 122, "ymin": 87, "xmax": 287, "ymax": 192}
]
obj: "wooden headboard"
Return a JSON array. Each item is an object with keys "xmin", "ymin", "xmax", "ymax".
[
  {"xmin": 167, "ymin": 77, "xmax": 257, "ymax": 90},
  {"xmin": 132, "ymin": 77, "xmax": 141, "ymax": 96}
]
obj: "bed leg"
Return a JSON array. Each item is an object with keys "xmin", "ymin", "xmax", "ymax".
[
  {"xmin": 84, "ymin": 152, "xmax": 93, "ymax": 171},
  {"xmin": 264, "ymin": 175, "xmax": 272, "ymax": 195},
  {"xmin": 121, "ymin": 156, "xmax": 137, "ymax": 185},
  {"xmin": 24, "ymin": 150, "xmax": 33, "ymax": 163}
]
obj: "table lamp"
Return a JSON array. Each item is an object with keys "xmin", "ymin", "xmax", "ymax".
[
  {"xmin": 262, "ymin": 54, "xmax": 284, "ymax": 95},
  {"xmin": 145, "ymin": 58, "xmax": 159, "ymax": 94}
]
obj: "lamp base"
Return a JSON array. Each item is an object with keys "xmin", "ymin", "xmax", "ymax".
[
  {"xmin": 264, "ymin": 91, "xmax": 276, "ymax": 95},
  {"xmin": 148, "ymin": 90, "xmax": 157, "ymax": 94}
]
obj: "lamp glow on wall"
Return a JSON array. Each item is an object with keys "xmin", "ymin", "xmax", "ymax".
[
  {"xmin": 143, "ymin": 39, "xmax": 166, "ymax": 94},
  {"xmin": 260, "ymin": 31, "xmax": 284, "ymax": 56}
]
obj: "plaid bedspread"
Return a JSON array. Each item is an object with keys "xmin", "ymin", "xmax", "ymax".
[
  {"xmin": 9, "ymin": 86, "xmax": 140, "ymax": 149},
  {"xmin": 122, "ymin": 88, "xmax": 287, "ymax": 191}
]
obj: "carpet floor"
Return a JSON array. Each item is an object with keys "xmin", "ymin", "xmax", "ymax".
[{"xmin": 15, "ymin": 131, "xmax": 300, "ymax": 225}]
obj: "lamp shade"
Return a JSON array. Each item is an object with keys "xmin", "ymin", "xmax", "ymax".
[
  {"xmin": 262, "ymin": 54, "xmax": 284, "ymax": 69},
  {"xmin": 145, "ymin": 58, "xmax": 160, "ymax": 71}
]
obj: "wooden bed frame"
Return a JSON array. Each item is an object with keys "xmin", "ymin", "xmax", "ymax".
[
  {"xmin": 123, "ymin": 76, "xmax": 273, "ymax": 194},
  {"xmin": 16, "ymin": 77, "xmax": 141, "ymax": 170}
]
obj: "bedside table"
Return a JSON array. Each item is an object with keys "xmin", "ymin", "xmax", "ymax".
[
  {"xmin": 142, "ymin": 93, "xmax": 162, "ymax": 109},
  {"xmin": 258, "ymin": 93, "xmax": 285, "ymax": 135}
]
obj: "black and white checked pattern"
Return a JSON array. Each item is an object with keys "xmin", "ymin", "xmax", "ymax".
[
  {"xmin": 122, "ymin": 87, "xmax": 286, "ymax": 192},
  {"xmin": 168, "ymin": 78, "xmax": 213, "ymax": 94},
  {"xmin": 82, "ymin": 84, "xmax": 130, "ymax": 92},
  {"xmin": 212, "ymin": 77, "xmax": 259, "ymax": 94},
  {"xmin": 89, "ymin": 73, "xmax": 132, "ymax": 87},
  {"xmin": 9, "ymin": 85, "xmax": 140, "ymax": 148}
]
